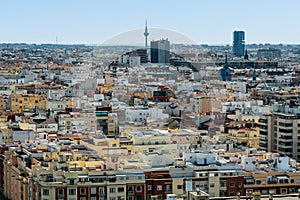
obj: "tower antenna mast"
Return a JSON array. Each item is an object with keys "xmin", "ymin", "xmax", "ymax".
[{"xmin": 144, "ymin": 20, "xmax": 149, "ymax": 49}]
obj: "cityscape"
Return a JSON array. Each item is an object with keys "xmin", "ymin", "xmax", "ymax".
[{"xmin": 2, "ymin": 1, "xmax": 300, "ymax": 200}]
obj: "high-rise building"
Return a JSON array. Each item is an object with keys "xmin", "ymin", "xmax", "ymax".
[
  {"xmin": 150, "ymin": 39, "xmax": 170, "ymax": 64},
  {"xmin": 258, "ymin": 104, "xmax": 300, "ymax": 161},
  {"xmin": 233, "ymin": 31, "xmax": 245, "ymax": 57}
]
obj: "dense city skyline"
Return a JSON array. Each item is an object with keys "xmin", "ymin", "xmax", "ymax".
[
  {"xmin": 1, "ymin": 0, "xmax": 300, "ymax": 45},
  {"xmin": 2, "ymin": 2, "xmax": 300, "ymax": 199}
]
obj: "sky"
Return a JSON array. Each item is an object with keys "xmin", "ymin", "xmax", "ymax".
[{"xmin": 1, "ymin": 0, "xmax": 300, "ymax": 45}]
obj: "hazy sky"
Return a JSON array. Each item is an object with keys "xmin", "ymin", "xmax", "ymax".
[{"xmin": 1, "ymin": 0, "xmax": 299, "ymax": 45}]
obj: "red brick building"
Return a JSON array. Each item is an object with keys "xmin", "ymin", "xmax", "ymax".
[{"xmin": 145, "ymin": 170, "xmax": 173, "ymax": 200}]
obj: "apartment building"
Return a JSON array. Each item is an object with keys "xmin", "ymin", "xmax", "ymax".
[
  {"xmin": 227, "ymin": 126, "xmax": 260, "ymax": 148},
  {"xmin": 191, "ymin": 95, "xmax": 215, "ymax": 115},
  {"xmin": 80, "ymin": 136, "xmax": 132, "ymax": 166},
  {"xmin": 181, "ymin": 167, "xmax": 244, "ymax": 197},
  {"xmin": 124, "ymin": 130, "xmax": 177, "ymax": 154},
  {"xmin": 125, "ymin": 107, "xmax": 150, "ymax": 123},
  {"xmin": 258, "ymin": 114, "xmax": 274, "ymax": 152},
  {"xmin": 0, "ymin": 95, "xmax": 8, "ymax": 114},
  {"xmin": 8, "ymin": 94, "xmax": 46, "ymax": 113},
  {"xmin": 95, "ymin": 106, "xmax": 118, "ymax": 137},
  {"xmin": 243, "ymin": 170, "xmax": 300, "ymax": 196},
  {"xmin": 258, "ymin": 104, "xmax": 300, "ymax": 161},
  {"xmin": 145, "ymin": 170, "xmax": 173, "ymax": 200},
  {"xmin": 56, "ymin": 109, "xmax": 97, "ymax": 133}
]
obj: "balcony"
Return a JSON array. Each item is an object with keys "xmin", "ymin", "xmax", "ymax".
[
  {"xmin": 258, "ymin": 126, "xmax": 267, "ymax": 131},
  {"xmin": 278, "ymin": 144, "xmax": 293, "ymax": 149},
  {"xmin": 278, "ymin": 127, "xmax": 293, "ymax": 132},
  {"xmin": 259, "ymin": 139, "xmax": 268, "ymax": 144},
  {"xmin": 278, "ymin": 139, "xmax": 293, "ymax": 144},
  {"xmin": 258, "ymin": 119, "xmax": 267, "ymax": 124},
  {"xmin": 278, "ymin": 133, "xmax": 293, "ymax": 138}
]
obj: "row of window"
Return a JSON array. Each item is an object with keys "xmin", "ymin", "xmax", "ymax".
[
  {"xmin": 12, "ymin": 97, "xmax": 44, "ymax": 101},
  {"xmin": 43, "ymin": 186, "xmax": 139, "ymax": 196},
  {"xmin": 140, "ymin": 141, "xmax": 167, "ymax": 145},
  {"xmin": 245, "ymin": 178, "xmax": 300, "ymax": 185},
  {"xmin": 147, "ymin": 184, "xmax": 171, "ymax": 191}
]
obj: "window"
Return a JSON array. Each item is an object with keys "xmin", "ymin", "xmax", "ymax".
[
  {"xmin": 69, "ymin": 179, "xmax": 75, "ymax": 185},
  {"xmin": 281, "ymin": 188, "xmax": 287, "ymax": 194},
  {"xmin": 147, "ymin": 185, "xmax": 152, "ymax": 191},
  {"xmin": 68, "ymin": 189, "xmax": 76, "ymax": 195},
  {"xmin": 210, "ymin": 183, "xmax": 215, "ymax": 188},
  {"xmin": 91, "ymin": 198, "xmax": 97, "ymax": 200},
  {"xmin": 58, "ymin": 189, "xmax": 64, "ymax": 198},
  {"xmin": 177, "ymin": 185, "xmax": 183, "ymax": 189},
  {"xmin": 135, "ymin": 195, "xmax": 142, "ymax": 200},
  {"xmin": 80, "ymin": 198, "xmax": 86, "ymax": 200},
  {"xmin": 261, "ymin": 189, "xmax": 268, "ymax": 195},
  {"xmin": 136, "ymin": 186, "xmax": 141, "ymax": 192},
  {"xmin": 166, "ymin": 185, "xmax": 171, "ymax": 192},
  {"xmin": 90, "ymin": 187, "xmax": 97, "ymax": 194},
  {"xmin": 220, "ymin": 181, "xmax": 227, "ymax": 187},
  {"xmin": 80, "ymin": 188, "xmax": 86, "ymax": 195},
  {"xmin": 99, "ymin": 187, "xmax": 105, "ymax": 195},
  {"xmin": 43, "ymin": 189, "xmax": 49, "ymax": 196},
  {"xmin": 128, "ymin": 186, "xmax": 134, "ymax": 194},
  {"xmin": 157, "ymin": 185, "xmax": 162, "ymax": 191},
  {"xmin": 118, "ymin": 187, "xmax": 124, "ymax": 193},
  {"xmin": 230, "ymin": 182, "xmax": 235, "ymax": 188},
  {"xmin": 109, "ymin": 188, "xmax": 116, "ymax": 193}
]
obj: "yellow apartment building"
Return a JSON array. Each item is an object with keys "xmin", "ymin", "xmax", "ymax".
[
  {"xmin": 9, "ymin": 94, "xmax": 46, "ymax": 113},
  {"xmin": 226, "ymin": 126, "xmax": 260, "ymax": 148}
]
